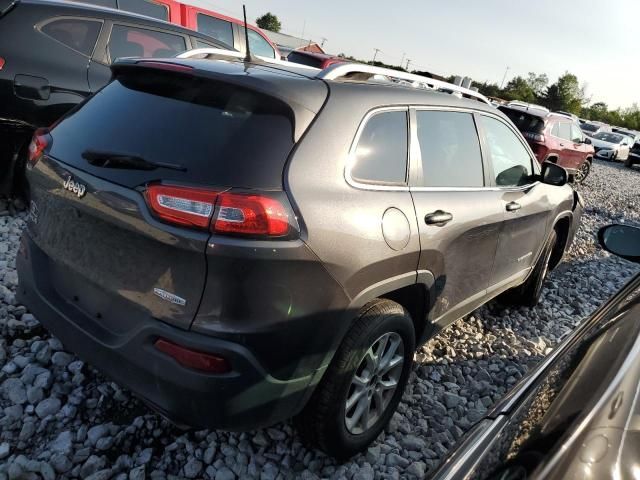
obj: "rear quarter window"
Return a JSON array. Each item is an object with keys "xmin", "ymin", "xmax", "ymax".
[
  {"xmin": 40, "ymin": 19, "xmax": 102, "ymax": 56},
  {"xmin": 108, "ymin": 25, "xmax": 186, "ymax": 60}
]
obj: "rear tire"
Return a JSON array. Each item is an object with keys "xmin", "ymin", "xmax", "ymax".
[
  {"xmin": 625, "ymin": 157, "xmax": 635, "ymax": 168},
  {"xmin": 295, "ymin": 299, "xmax": 415, "ymax": 459},
  {"xmin": 499, "ymin": 229, "xmax": 557, "ymax": 308}
]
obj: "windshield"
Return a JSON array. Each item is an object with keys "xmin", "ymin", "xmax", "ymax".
[
  {"xmin": 581, "ymin": 123, "xmax": 599, "ymax": 132},
  {"xmin": 593, "ymin": 132, "xmax": 624, "ymax": 143}
]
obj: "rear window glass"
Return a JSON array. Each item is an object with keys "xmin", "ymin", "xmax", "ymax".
[
  {"xmin": 581, "ymin": 123, "xmax": 599, "ymax": 132},
  {"xmin": 118, "ymin": 0, "xmax": 169, "ymax": 21},
  {"xmin": 41, "ymin": 19, "xmax": 102, "ymax": 56},
  {"xmin": 49, "ymin": 72, "xmax": 295, "ymax": 189},
  {"xmin": 287, "ymin": 52, "xmax": 323, "ymax": 68},
  {"xmin": 498, "ymin": 107, "xmax": 545, "ymax": 134},
  {"xmin": 197, "ymin": 14, "xmax": 233, "ymax": 47}
]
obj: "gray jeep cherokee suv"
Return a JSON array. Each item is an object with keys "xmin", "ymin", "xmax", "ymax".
[{"xmin": 16, "ymin": 56, "xmax": 583, "ymax": 458}]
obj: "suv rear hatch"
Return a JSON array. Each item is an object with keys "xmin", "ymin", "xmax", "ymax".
[
  {"xmin": 498, "ymin": 105, "xmax": 546, "ymax": 140},
  {"xmin": 25, "ymin": 61, "xmax": 320, "ymax": 331}
]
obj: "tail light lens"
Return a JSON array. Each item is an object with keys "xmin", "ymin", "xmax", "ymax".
[
  {"xmin": 213, "ymin": 193, "xmax": 290, "ymax": 237},
  {"xmin": 0, "ymin": 57, "xmax": 5, "ymax": 70},
  {"xmin": 145, "ymin": 185, "xmax": 293, "ymax": 238},
  {"xmin": 27, "ymin": 128, "xmax": 51, "ymax": 169},
  {"xmin": 145, "ymin": 185, "xmax": 219, "ymax": 229},
  {"xmin": 154, "ymin": 339, "xmax": 230, "ymax": 373}
]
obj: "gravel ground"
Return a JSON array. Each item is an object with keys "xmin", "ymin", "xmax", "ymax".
[{"xmin": 0, "ymin": 159, "xmax": 639, "ymax": 480}]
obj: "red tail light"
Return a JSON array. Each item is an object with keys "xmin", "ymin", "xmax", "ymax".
[
  {"xmin": 145, "ymin": 185, "xmax": 218, "ymax": 229},
  {"xmin": 27, "ymin": 128, "xmax": 51, "ymax": 169},
  {"xmin": 154, "ymin": 339, "xmax": 230, "ymax": 373},
  {"xmin": 213, "ymin": 193, "xmax": 290, "ymax": 237},
  {"xmin": 135, "ymin": 61, "xmax": 194, "ymax": 73},
  {"xmin": 0, "ymin": 57, "xmax": 5, "ymax": 70},
  {"xmin": 145, "ymin": 185, "xmax": 292, "ymax": 237}
]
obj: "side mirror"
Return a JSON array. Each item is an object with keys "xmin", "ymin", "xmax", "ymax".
[
  {"xmin": 541, "ymin": 162, "xmax": 568, "ymax": 186},
  {"xmin": 598, "ymin": 224, "xmax": 640, "ymax": 263},
  {"xmin": 583, "ymin": 137, "xmax": 592, "ymax": 145}
]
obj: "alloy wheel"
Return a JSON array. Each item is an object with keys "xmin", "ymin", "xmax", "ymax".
[
  {"xmin": 575, "ymin": 161, "xmax": 590, "ymax": 183},
  {"xmin": 344, "ymin": 332, "xmax": 404, "ymax": 435}
]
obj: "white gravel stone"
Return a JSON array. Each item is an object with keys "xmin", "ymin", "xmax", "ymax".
[{"xmin": 0, "ymin": 162, "xmax": 638, "ymax": 478}]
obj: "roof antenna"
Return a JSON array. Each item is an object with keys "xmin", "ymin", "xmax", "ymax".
[{"xmin": 242, "ymin": 5, "xmax": 254, "ymax": 62}]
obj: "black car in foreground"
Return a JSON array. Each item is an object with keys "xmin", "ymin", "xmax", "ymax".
[
  {"xmin": 432, "ymin": 223, "xmax": 640, "ymax": 480},
  {"xmin": 0, "ymin": 0, "xmax": 230, "ymax": 193}
]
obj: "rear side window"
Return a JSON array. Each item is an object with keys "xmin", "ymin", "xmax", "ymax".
[
  {"xmin": 415, "ymin": 110, "xmax": 484, "ymax": 187},
  {"xmin": 241, "ymin": 27, "xmax": 276, "ymax": 58},
  {"xmin": 479, "ymin": 115, "xmax": 534, "ymax": 187},
  {"xmin": 41, "ymin": 19, "xmax": 102, "ymax": 56},
  {"xmin": 108, "ymin": 25, "xmax": 186, "ymax": 60},
  {"xmin": 498, "ymin": 107, "xmax": 545, "ymax": 134},
  {"xmin": 118, "ymin": 0, "xmax": 169, "ymax": 21},
  {"xmin": 197, "ymin": 14, "xmax": 233, "ymax": 47},
  {"xmin": 48, "ymin": 71, "xmax": 296, "ymax": 190},
  {"xmin": 351, "ymin": 111, "xmax": 408, "ymax": 185}
]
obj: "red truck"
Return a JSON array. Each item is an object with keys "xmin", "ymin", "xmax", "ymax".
[{"xmin": 79, "ymin": 0, "xmax": 281, "ymax": 58}]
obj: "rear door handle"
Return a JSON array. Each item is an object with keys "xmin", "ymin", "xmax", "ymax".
[
  {"xmin": 424, "ymin": 210, "xmax": 453, "ymax": 226},
  {"xmin": 506, "ymin": 201, "xmax": 521, "ymax": 212}
]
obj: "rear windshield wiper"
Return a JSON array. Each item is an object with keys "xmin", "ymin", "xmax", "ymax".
[{"xmin": 82, "ymin": 150, "xmax": 186, "ymax": 172}]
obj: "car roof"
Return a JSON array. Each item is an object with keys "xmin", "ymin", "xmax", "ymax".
[{"xmin": 20, "ymin": 0, "xmax": 231, "ymax": 43}]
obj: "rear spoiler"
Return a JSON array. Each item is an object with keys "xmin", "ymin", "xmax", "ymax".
[{"xmin": 0, "ymin": 0, "xmax": 18, "ymax": 18}]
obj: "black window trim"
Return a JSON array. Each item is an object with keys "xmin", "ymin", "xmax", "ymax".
[
  {"xmin": 103, "ymin": 21, "xmax": 190, "ymax": 64},
  {"xmin": 346, "ymin": 106, "xmax": 410, "ymax": 191},
  {"xmin": 36, "ymin": 16, "xmax": 105, "ymax": 58}
]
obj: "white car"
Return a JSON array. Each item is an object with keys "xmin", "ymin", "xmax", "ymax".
[{"xmin": 590, "ymin": 132, "xmax": 632, "ymax": 161}]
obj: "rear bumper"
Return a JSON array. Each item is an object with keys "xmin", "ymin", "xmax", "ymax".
[{"xmin": 16, "ymin": 233, "xmax": 319, "ymax": 430}]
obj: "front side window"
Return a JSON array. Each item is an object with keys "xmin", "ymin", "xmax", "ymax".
[
  {"xmin": 241, "ymin": 27, "xmax": 276, "ymax": 58},
  {"xmin": 197, "ymin": 14, "xmax": 233, "ymax": 47},
  {"xmin": 351, "ymin": 111, "xmax": 408, "ymax": 185},
  {"xmin": 479, "ymin": 115, "xmax": 534, "ymax": 187},
  {"xmin": 571, "ymin": 124, "xmax": 584, "ymax": 143},
  {"xmin": 118, "ymin": 0, "xmax": 169, "ymax": 21},
  {"xmin": 108, "ymin": 25, "xmax": 186, "ymax": 60},
  {"xmin": 41, "ymin": 19, "xmax": 102, "ymax": 56},
  {"xmin": 415, "ymin": 110, "xmax": 484, "ymax": 187}
]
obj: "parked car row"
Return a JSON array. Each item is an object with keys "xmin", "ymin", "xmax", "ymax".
[{"xmin": 498, "ymin": 103, "xmax": 594, "ymax": 183}]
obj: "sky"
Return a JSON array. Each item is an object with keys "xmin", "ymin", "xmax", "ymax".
[{"xmin": 188, "ymin": 0, "xmax": 639, "ymax": 110}]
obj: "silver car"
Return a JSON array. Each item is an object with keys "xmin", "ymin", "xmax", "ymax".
[{"xmin": 590, "ymin": 132, "xmax": 632, "ymax": 161}]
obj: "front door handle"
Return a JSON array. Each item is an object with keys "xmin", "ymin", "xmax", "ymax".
[
  {"xmin": 424, "ymin": 210, "xmax": 453, "ymax": 226},
  {"xmin": 506, "ymin": 201, "xmax": 521, "ymax": 212}
]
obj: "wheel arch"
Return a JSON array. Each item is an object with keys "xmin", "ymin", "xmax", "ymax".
[{"xmin": 550, "ymin": 214, "xmax": 572, "ymax": 270}]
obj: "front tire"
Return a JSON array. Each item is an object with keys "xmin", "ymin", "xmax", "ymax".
[
  {"xmin": 499, "ymin": 229, "xmax": 557, "ymax": 308},
  {"xmin": 574, "ymin": 160, "xmax": 591, "ymax": 184},
  {"xmin": 295, "ymin": 299, "xmax": 415, "ymax": 459}
]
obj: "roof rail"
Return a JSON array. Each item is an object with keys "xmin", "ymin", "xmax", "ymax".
[
  {"xmin": 176, "ymin": 48, "xmax": 320, "ymax": 70},
  {"xmin": 317, "ymin": 63, "xmax": 491, "ymax": 105}
]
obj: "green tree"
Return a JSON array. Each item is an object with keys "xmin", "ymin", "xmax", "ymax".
[
  {"xmin": 503, "ymin": 76, "xmax": 537, "ymax": 103},
  {"xmin": 476, "ymin": 81, "xmax": 503, "ymax": 99},
  {"xmin": 525, "ymin": 72, "xmax": 549, "ymax": 99},
  {"xmin": 542, "ymin": 72, "xmax": 587, "ymax": 114},
  {"xmin": 256, "ymin": 12, "xmax": 281, "ymax": 32}
]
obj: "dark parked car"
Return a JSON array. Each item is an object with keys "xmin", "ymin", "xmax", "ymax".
[
  {"xmin": 0, "ymin": 0, "xmax": 230, "ymax": 193},
  {"xmin": 286, "ymin": 50, "xmax": 345, "ymax": 69},
  {"xmin": 499, "ymin": 104, "xmax": 594, "ymax": 183},
  {"xmin": 626, "ymin": 141, "xmax": 640, "ymax": 168},
  {"xmin": 16, "ymin": 59, "xmax": 582, "ymax": 458},
  {"xmin": 432, "ymin": 223, "xmax": 640, "ymax": 480}
]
